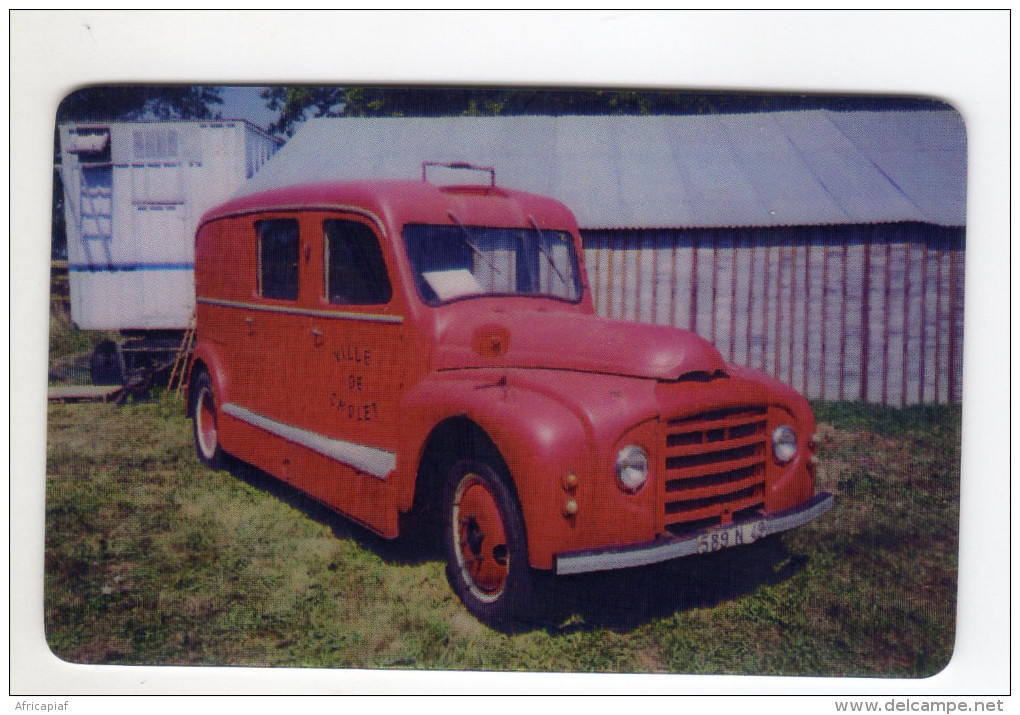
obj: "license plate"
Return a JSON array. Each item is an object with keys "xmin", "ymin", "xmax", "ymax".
[{"xmin": 696, "ymin": 520, "xmax": 769, "ymax": 554}]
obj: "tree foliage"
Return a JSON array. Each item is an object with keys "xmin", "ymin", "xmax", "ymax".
[
  {"xmin": 56, "ymin": 85, "xmax": 223, "ymax": 123},
  {"xmin": 261, "ymin": 87, "xmax": 345, "ymax": 137},
  {"xmin": 261, "ymin": 85, "xmax": 946, "ymax": 137},
  {"xmin": 263, "ymin": 86, "xmax": 709, "ymax": 135}
]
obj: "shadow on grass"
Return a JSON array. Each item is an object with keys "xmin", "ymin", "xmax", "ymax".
[
  {"xmin": 219, "ymin": 454, "xmax": 443, "ymax": 563},
  {"xmin": 219, "ymin": 454, "xmax": 807, "ymax": 634},
  {"xmin": 531, "ymin": 538, "xmax": 807, "ymax": 633}
]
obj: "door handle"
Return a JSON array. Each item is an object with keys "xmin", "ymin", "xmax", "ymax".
[
  {"xmin": 243, "ymin": 316, "xmax": 254, "ymax": 335},
  {"xmin": 311, "ymin": 328, "xmax": 324, "ymax": 347}
]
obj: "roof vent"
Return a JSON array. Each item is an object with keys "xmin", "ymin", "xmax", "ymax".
[{"xmin": 423, "ymin": 161, "xmax": 495, "ymax": 188}]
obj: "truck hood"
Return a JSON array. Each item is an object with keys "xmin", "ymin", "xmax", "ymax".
[{"xmin": 433, "ymin": 305, "xmax": 728, "ymax": 381}]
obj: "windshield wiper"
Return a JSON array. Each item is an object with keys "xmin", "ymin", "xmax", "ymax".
[
  {"xmin": 528, "ymin": 215, "xmax": 568, "ymax": 288},
  {"xmin": 447, "ymin": 210, "xmax": 501, "ymax": 276}
]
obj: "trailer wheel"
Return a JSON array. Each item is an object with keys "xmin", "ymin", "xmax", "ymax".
[
  {"xmin": 190, "ymin": 371, "xmax": 223, "ymax": 468},
  {"xmin": 442, "ymin": 459, "xmax": 533, "ymax": 627},
  {"xmin": 89, "ymin": 340, "xmax": 125, "ymax": 386}
]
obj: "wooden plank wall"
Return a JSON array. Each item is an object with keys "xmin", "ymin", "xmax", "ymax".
[{"xmin": 581, "ymin": 223, "xmax": 965, "ymax": 406}]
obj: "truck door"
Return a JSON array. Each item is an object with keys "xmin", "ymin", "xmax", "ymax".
[
  {"xmin": 302, "ymin": 214, "xmax": 407, "ymax": 483},
  {"xmin": 245, "ymin": 216, "xmax": 303, "ymax": 420}
]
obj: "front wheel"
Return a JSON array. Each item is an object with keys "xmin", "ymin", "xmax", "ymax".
[
  {"xmin": 442, "ymin": 459, "xmax": 534, "ymax": 627},
  {"xmin": 190, "ymin": 370, "xmax": 224, "ymax": 469}
]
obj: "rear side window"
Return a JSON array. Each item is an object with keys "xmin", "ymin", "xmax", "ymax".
[
  {"xmin": 257, "ymin": 219, "xmax": 299, "ymax": 300},
  {"xmin": 324, "ymin": 219, "xmax": 392, "ymax": 305}
]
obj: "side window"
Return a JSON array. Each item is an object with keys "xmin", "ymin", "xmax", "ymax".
[
  {"xmin": 324, "ymin": 219, "xmax": 393, "ymax": 305},
  {"xmin": 257, "ymin": 219, "xmax": 299, "ymax": 300}
]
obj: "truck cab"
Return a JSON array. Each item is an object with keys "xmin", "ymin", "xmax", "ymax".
[{"xmin": 190, "ymin": 165, "xmax": 832, "ymax": 624}]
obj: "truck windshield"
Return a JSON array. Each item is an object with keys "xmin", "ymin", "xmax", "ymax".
[{"xmin": 402, "ymin": 223, "xmax": 583, "ymax": 306}]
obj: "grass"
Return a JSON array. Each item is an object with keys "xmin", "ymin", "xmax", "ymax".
[{"xmin": 44, "ymin": 397, "xmax": 960, "ymax": 676}]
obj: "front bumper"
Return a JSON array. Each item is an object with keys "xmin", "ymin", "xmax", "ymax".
[{"xmin": 554, "ymin": 492, "xmax": 834, "ymax": 575}]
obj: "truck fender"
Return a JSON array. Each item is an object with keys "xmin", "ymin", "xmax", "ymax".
[
  {"xmin": 189, "ymin": 343, "xmax": 232, "ymax": 413},
  {"xmin": 397, "ymin": 374, "xmax": 594, "ymax": 569}
]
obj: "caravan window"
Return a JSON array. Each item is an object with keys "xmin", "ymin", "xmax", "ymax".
[
  {"xmin": 324, "ymin": 219, "xmax": 392, "ymax": 305},
  {"xmin": 133, "ymin": 128, "xmax": 179, "ymax": 160},
  {"xmin": 68, "ymin": 129, "xmax": 111, "ymax": 162},
  {"xmin": 256, "ymin": 219, "xmax": 299, "ymax": 300}
]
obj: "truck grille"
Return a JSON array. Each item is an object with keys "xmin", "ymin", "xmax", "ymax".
[{"xmin": 660, "ymin": 406, "xmax": 768, "ymax": 536}]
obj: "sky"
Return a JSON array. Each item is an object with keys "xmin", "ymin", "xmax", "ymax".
[{"xmin": 218, "ymin": 85, "xmax": 279, "ymax": 131}]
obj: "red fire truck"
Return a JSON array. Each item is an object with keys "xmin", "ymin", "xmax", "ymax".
[{"xmin": 190, "ymin": 165, "xmax": 832, "ymax": 624}]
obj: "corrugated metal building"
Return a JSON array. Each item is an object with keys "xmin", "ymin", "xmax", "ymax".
[{"xmin": 239, "ymin": 111, "xmax": 967, "ymax": 406}]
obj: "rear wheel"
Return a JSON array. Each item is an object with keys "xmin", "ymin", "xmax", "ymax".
[
  {"xmin": 190, "ymin": 370, "xmax": 223, "ymax": 468},
  {"xmin": 443, "ymin": 459, "xmax": 533, "ymax": 626}
]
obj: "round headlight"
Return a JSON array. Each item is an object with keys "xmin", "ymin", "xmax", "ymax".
[
  {"xmin": 772, "ymin": 425, "xmax": 798, "ymax": 464},
  {"xmin": 615, "ymin": 445, "xmax": 649, "ymax": 492}
]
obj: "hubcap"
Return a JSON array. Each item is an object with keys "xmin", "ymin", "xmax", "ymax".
[{"xmin": 453, "ymin": 474, "xmax": 509, "ymax": 602}]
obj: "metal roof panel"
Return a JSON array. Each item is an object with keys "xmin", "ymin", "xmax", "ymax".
[
  {"xmin": 827, "ymin": 110, "xmax": 967, "ymax": 227},
  {"xmin": 239, "ymin": 111, "xmax": 965, "ymax": 229}
]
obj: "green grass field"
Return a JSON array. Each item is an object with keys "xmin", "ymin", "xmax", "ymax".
[{"xmin": 43, "ymin": 394, "xmax": 960, "ymax": 676}]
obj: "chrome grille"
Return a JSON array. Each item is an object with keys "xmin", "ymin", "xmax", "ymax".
[{"xmin": 661, "ymin": 406, "xmax": 768, "ymax": 536}]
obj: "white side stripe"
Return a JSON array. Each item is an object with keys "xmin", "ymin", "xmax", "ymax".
[{"xmin": 222, "ymin": 403, "xmax": 395, "ymax": 480}]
